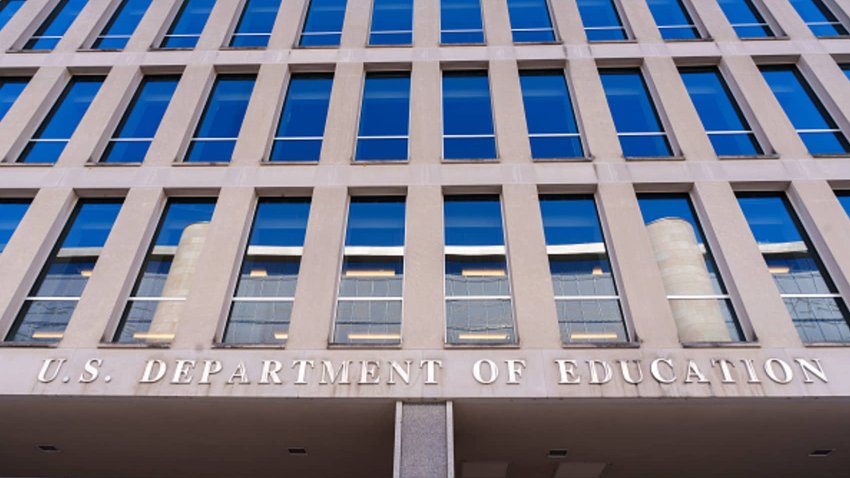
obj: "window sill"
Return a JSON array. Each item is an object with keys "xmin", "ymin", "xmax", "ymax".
[
  {"xmin": 624, "ymin": 155, "xmax": 685, "ymax": 162},
  {"xmin": 0, "ymin": 341, "xmax": 58, "ymax": 348},
  {"xmin": 739, "ymin": 35, "xmax": 789, "ymax": 41},
  {"xmin": 442, "ymin": 158, "xmax": 500, "ymax": 164},
  {"xmin": 803, "ymin": 341, "xmax": 850, "ymax": 348},
  {"xmin": 663, "ymin": 37, "xmax": 713, "ymax": 43},
  {"xmin": 296, "ymin": 45, "xmax": 341, "ymax": 50},
  {"xmin": 77, "ymin": 48, "xmax": 123, "ymax": 53},
  {"xmin": 327, "ymin": 343, "xmax": 403, "ymax": 349},
  {"xmin": 533, "ymin": 156, "xmax": 593, "ymax": 163},
  {"xmin": 98, "ymin": 342, "xmax": 171, "ymax": 349},
  {"xmin": 0, "ymin": 161, "xmax": 54, "ymax": 167},
  {"xmin": 681, "ymin": 341, "xmax": 760, "ymax": 349},
  {"xmin": 587, "ymin": 39, "xmax": 637, "ymax": 45},
  {"xmin": 352, "ymin": 159, "xmax": 410, "ymax": 165},
  {"xmin": 84, "ymin": 161, "xmax": 141, "ymax": 167},
  {"xmin": 444, "ymin": 343, "xmax": 521, "ymax": 350},
  {"xmin": 812, "ymin": 153, "xmax": 850, "ymax": 159},
  {"xmin": 814, "ymin": 35, "xmax": 850, "ymax": 40},
  {"xmin": 148, "ymin": 47, "xmax": 194, "ymax": 52},
  {"xmin": 173, "ymin": 161, "xmax": 231, "ymax": 167},
  {"xmin": 366, "ymin": 43, "xmax": 413, "ymax": 48},
  {"xmin": 512, "ymin": 41, "xmax": 561, "ymax": 47},
  {"xmin": 220, "ymin": 46, "xmax": 267, "ymax": 51},
  {"xmin": 718, "ymin": 153, "xmax": 779, "ymax": 160},
  {"xmin": 5, "ymin": 49, "xmax": 50, "ymax": 54},
  {"xmin": 561, "ymin": 341, "xmax": 640, "ymax": 349},
  {"xmin": 439, "ymin": 43, "xmax": 486, "ymax": 47},
  {"xmin": 213, "ymin": 342, "xmax": 287, "ymax": 350},
  {"xmin": 261, "ymin": 159, "xmax": 320, "ymax": 165}
]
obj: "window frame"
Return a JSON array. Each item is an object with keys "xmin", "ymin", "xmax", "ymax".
[
  {"xmin": 227, "ymin": 0, "xmax": 282, "ymax": 48},
  {"xmin": 367, "ymin": 0, "xmax": 414, "ymax": 46},
  {"xmin": 353, "ymin": 69, "xmax": 412, "ymax": 163},
  {"xmin": 716, "ymin": 0, "xmax": 782, "ymax": 39},
  {"xmin": 647, "ymin": 0, "xmax": 705, "ymax": 41},
  {"xmin": 507, "ymin": 0, "xmax": 559, "ymax": 44},
  {"xmin": 576, "ymin": 0, "xmax": 632, "ymax": 43},
  {"xmin": 439, "ymin": 0, "xmax": 486, "ymax": 45},
  {"xmin": 267, "ymin": 70, "xmax": 335, "ymax": 163},
  {"xmin": 518, "ymin": 67, "xmax": 588, "ymax": 161},
  {"xmin": 297, "ymin": 0, "xmax": 347, "ymax": 48},
  {"xmin": 440, "ymin": 67, "xmax": 499, "ymax": 161}
]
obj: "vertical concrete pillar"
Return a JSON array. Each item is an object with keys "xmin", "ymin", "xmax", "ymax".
[
  {"xmin": 798, "ymin": 54, "xmax": 850, "ymax": 138},
  {"xmin": 618, "ymin": 0, "xmax": 662, "ymax": 42},
  {"xmin": 394, "ymin": 402, "xmax": 454, "ymax": 478},
  {"xmin": 480, "ymin": 0, "xmax": 512, "ymax": 46},
  {"xmin": 687, "ymin": 0, "xmax": 739, "ymax": 41},
  {"xmin": 0, "ymin": 0, "xmax": 51, "ymax": 51},
  {"xmin": 568, "ymin": 58, "xmax": 622, "ymax": 161},
  {"xmin": 409, "ymin": 61, "xmax": 442, "ymax": 164},
  {"xmin": 0, "ymin": 67, "xmax": 67, "ymax": 163},
  {"xmin": 413, "ymin": 0, "xmax": 439, "ymax": 48},
  {"xmin": 52, "ymin": 0, "xmax": 113, "ymax": 52},
  {"xmin": 320, "ymin": 62, "xmax": 363, "ymax": 165},
  {"xmin": 196, "ymin": 0, "xmax": 244, "ymax": 50},
  {"xmin": 232, "ymin": 63, "xmax": 289, "ymax": 165},
  {"xmin": 125, "ymin": 0, "xmax": 181, "ymax": 51},
  {"xmin": 490, "ymin": 60, "xmax": 531, "ymax": 164},
  {"xmin": 549, "ymin": 0, "xmax": 587, "ymax": 44},
  {"xmin": 340, "ymin": 0, "xmax": 371, "ymax": 48},
  {"xmin": 269, "ymin": 0, "xmax": 307, "ymax": 49},
  {"xmin": 761, "ymin": 0, "xmax": 817, "ymax": 40}
]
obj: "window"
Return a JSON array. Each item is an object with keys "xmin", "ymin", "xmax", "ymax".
[
  {"xmin": 101, "ymin": 76, "xmax": 179, "ymax": 164},
  {"xmin": 223, "ymin": 198, "xmax": 310, "ymax": 344},
  {"xmin": 679, "ymin": 67, "xmax": 762, "ymax": 157},
  {"xmin": 442, "ymin": 71, "xmax": 496, "ymax": 160},
  {"xmin": 92, "ymin": 0, "xmax": 152, "ymax": 49},
  {"xmin": 230, "ymin": 0, "xmax": 280, "ymax": 47},
  {"xmin": 599, "ymin": 69, "xmax": 673, "ymax": 158},
  {"xmin": 838, "ymin": 191, "xmax": 850, "ymax": 216},
  {"xmin": 0, "ymin": 0, "xmax": 25, "ymax": 31},
  {"xmin": 789, "ymin": 0, "xmax": 848, "ymax": 37},
  {"xmin": 638, "ymin": 194, "xmax": 746, "ymax": 343},
  {"xmin": 160, "ymin": 0, "xmax": 214, "ymax": 48},
  {"xmin": 0, "ymin": 199, "xmax": 31, "ymax": 253},
  {"xmin": 540, "ymin": 195, "xmax": 627, "ymax": 344},
  {"xmin": 576, "ymin": 0, "xmax": 628, "ymax": 41},
  {"xmin": 507, "ymin": 0, "xmax": 555, "ymax": 43},
  {"xmin": 716, "ymin": 0, "xmax": 774, "ymax": 38},
  {"xmin": 356, "ymin": 72, "xmax": 410, "ymax": 161},
  {"xmin": 369, "ymin": 0, "xmax": 413, "ymax": 45},
  {"xmin": 7, "ymin": 200, "xmax": 122, "ymax": 343},
  {"xmin": 333, "ymin": 197, "xmax": 405, "ymax": 346},
  {"xmin": 299, "ymin": 0, "xmax": 347, "ymax": 47},
  {"xmin": 24, "ymin": 0, "xmax": 86, "ymax": 50},
  {"xmin": 113, "ymin": 199, "xmax": 216, "ymax": 344},
  {"xmin": 270, "ymin": 73, "xmax": 333, "ymax": 162},
  {"xmin": 441, "ymin": 0, "xmax": 484, "ymax": 44},
  {"xmin": 647, "ymin": 0, "xmax": 699, "ymax": 40},
  {"xmin": 0, "ymin": 76, "xmax": 27, "ymax": 122},
  {"xmin": 519, "ymin": 70, "xmax": 583, "ymax": 159},
  {"xmin": 843, "ymin": 64, "xmax": 850, "ymax": 81},
  {"xmin": 18, "ymin": 76, "xmax": 104, "ymax": 164},
  {"xmin": 737, "ymin": 193, "xmax": 850, "ymax": 343},
  {"xmin": 444, "ymin": 195, "xmax": 516, "ymax": 345},
  {"xmin": 760, "ymin": 65, "xmax": 849, "ymax": 155},
  {"xmin": 185, "ymin": 75, "xmax": 256, "ymax": 163}
]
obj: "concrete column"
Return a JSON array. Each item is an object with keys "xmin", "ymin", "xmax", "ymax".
[
  {"xmin": 490, "ymin": 60, "xmax": 531, "ymax": 164},
  {"xmin": 125, "ymin": 0, "xmax": 182, "ymax": 51},
  {"xmin": 798, "ymin": 54, "xmax": 850, "ymax": 139},
  {"xmin": 480, "ymin": 0, "xmax": 512, "ymax": 46},
  {"xmin": 568, "ymin": 58, "xmax": 622, "ymax": 161},
  {"xmin": 413, "ymin": 0, "xmax": 439, "ymax": 48},
  {"xmin": 60, "ymin": 188, "xmax": 165, "ymax": 348},
  {"xmin": 394, "ymin": 402, "xmax": 453, "ymax": 478},
  {"xmin": 286, "ymin": 186, "xmax": 347, "ymax": 349},
  {"xmin": 0, "ymin": 0, "xmax": 51, "ymax": 51},
  {"xmin": 232, "ymin": 63, "xmax": 289, "ymax": 165},
  {"xmin": 687, "ymin": 0, "xmax": 739, "ymax": 42},
  {"xmin": 550, "ymin": 0, "xmax": 587, "ymax": 44},
  {"xmin": 596, "ymin": 183, "xmax": 680, "ymax": 347},
  {"xmin": 196, "ymin": 0, "xmax": 244, "ymax": 50},
  {"xmin": 646, "ymin": 218, "xmax": 731, "ymax": 342},
  {"xmin": 762, "ymin": 0, "xmax": 817, "ymax": 40},
  {"xmin": 503, "ymin": 184, "xmax": 561, "ymax": 349},
  {"xmin": 0, "ymin": 67, "xmax": 67, "ymax": 164},
  {"xmin": 618, "ymin": 0, "xmax": 662, "ymax": 42},
  {"xmin": 268, "ymin": 0, "xmax": 307, "ymax": 49},
  {"xmin": 320, "ymin": 62, "xmax": 363, "ymax": 165},
  {"xmin": 52, "ymin": 0, "xmax": 113, "ymax": 52},
  {"xmin": 403, "ymin": 186, "xmax": 445, "ymax": 349},
  {"xmin": 692, "ymin": 181, "xmax": 802, "ymax": 347},
  {"xmin": 0, "ymin": 188, "xmax": 75, "ymax": 339},
  {"xmin": 409, "ymin": 61, "xmax": 442, "ymax": 164},
  {"xmin": 340, "ymin": 0, "xmax": 371, "ymax": 48}
]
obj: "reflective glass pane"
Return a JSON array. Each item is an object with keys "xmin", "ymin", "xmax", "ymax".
[
  {"xmin": 346, "ymin": 197, "xmax": 405, "ymax": 247},
  {"xmin": 647, "ymin": 0, "xmax": 699, "ymax": 40},
  {"xmin": 600, "ymin": 69, "xmax": 672, "ymax": 157},
  {"xmin": 299, "ymin": 0, "xmax": 347, "ymax": 47},
  {"xmin": 789, "ymin": 0, "xmax": 848, "ymax": 37},
  {"xmin": 93, "ymin": 0, "xmax": 152, "ymax": 49},
  {"xmin": 507, "ymin": 0, "xmax": 555, "ymax": 43},
  {"xmin": 577, "ymin": 0, "xmax": 627, "ymax": 41},
  {"xmin": 444, "ymin": 196, "xmax": 504, "ymax": 246},
  {"xmin": 230, "ymin": 0, "xmax": 280, "ymax": 47},
  {"xmin": 520, "ymin": 70, "xmax": 583, "ymax": 159},
  {"xmin": 442, "ymin": 71, "xmax": 496, "ymax": 159},
  {"xmin": 0, "ymin": 76, "xmax": 27, "ymax": 121},
  {"xmin": 185, "ymin": 75, "xmax": 256, "ymax": 163},
  {"xmin": 356, "ymin": 73, "xmax": 410, "ymax": 161},
  {"xmin": 446, "ymin": 299, "xmax": 515, "ymax": 344},
  {"xmin": 340, "ymin": 257, "xmax": 403, "ymax": 297},
  {"xmin": 441, "ymin": 0, "xmax": 484, "ymax": 44},
  {"xmin": 161, "ymin": 0, "xmax": 215, "ymax": 48},
  {"xmin": 0, "ymin": 199, "xmax": 29, "ymax": 253},
  {"xmin": 24, "ymin": 0, "xmax": 86, "ymax": 50},
  {"xmin": 716, "ymin": 0, "xmax": 773, "ymax": 38},
  {"xmin": 0, "ymin": 0, "xmax": 25, "ymax": 31},
  {"xmin": 369, "ymin": 0, "xmax": 413, "ymax": 45},
  {"xmin": 271, "ymin": 74, "xmax": 333, "ymax": 162}
]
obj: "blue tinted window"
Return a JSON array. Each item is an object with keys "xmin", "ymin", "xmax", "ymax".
[
  {"xmin": 356, "ymin": 72, "xmax": 410, "ymax": 161},
  {"xmin": 8, "ymin": 200, "xmax": 122, "ymax": 343},
  {"xmin": 789, "ymin": 0, "xmax": 848, "ymax": 37},
  {"xmin": 346, "ymin": 197, "xmax": 405, "ymax": 247},
  {"xmin": 680, "ymin": 67, "xmax": 762, "ymax": 156},
  {"xmin": 0, "ymin": 77, "xmax": 27, "ymax": 122},
  {"xmin": 93, "ymin": 0, "xmax": 152, "ymax": 49},
  {"xmin": 838, "ymin": 191, "xmax": 850, "ymax": 216},
  {"xmin": 738, "ymin": 193, "xmax": 850, "ymax": 343},
  {"xmin": 19, "ymin": 77, "xmax": 104, "ymax": 164},
  {"xmin": 443, "ymin": 71, "xmax": 496, "ymax": 160},
  {"xmin": 271, "ymin": 74, "xmax": 333, "ymax": 162},
  {"xmin": 300, "ymin": 0, "xmax": 346, "ymax": 47},
  {"xmin": 716, "ymin": 0, "xmax": 773, "ymax": 38},
  {"xmin": 102, "ymin": 76, "xmax": 179, "ymax": 164},
  {"xmin": 185, "ymin": 75, "xmax": 256, "ymax": 163},
  {"xmin": 444, "ymin": 196, "xmax": 504, "ymax": 246},
  {"xmin": 843, "ymin": 64, "xmax": 850, "ymax": 81},
  {"xmin": 577, "ymin": 0, "xmax": 627, "ymax": 41},
  {"xmin": 0, "ymin": 0, "xmax": 25, "ymax": 31},
  {"xmin": 441, "ymin": 0, "xmax": 483, "ymax": 44},
  {"xmin": 0, "ymin": 199, "xmax": 30, "ymax": 252},
  {"xmin": 540, "ymin": 196, "xmax": 603, "ymax": 246},
  {"xmin": 507, "ymin": 0, "xmax": 555, "ymax": 43},
  {"xmin": 231, "ymin": 0, "xmax": 280, "ymax": 47},
  {"xmin": 24, "ymin": 0, "xmax": 87, "ymax": 50},
  {"xmin": 248, "ymin": 198, "xmax": 311, "ymax": 247},
  {"xmin": 370, "ymin": 0, "xmax": 413, "ymax": 45},
  {"xmin": 600, "ymin": 69, "xmax": 672, "ymax": 157},
  {"xmin": 647, "ymin": 0, "xmax": 699, "ymax": 40},
  {"xmin": 761, "ymin": 66, "xmax": 849, "ymax": 155},
  {"xmin": 519, "ymin": 70, "xmax": 583, "ymax": 159},
  {"xmin": 161, "ymin": 0, "xmax": 214, "ymax": 48}
]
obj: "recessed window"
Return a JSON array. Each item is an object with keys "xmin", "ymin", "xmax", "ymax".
[
  {"xmin": 299, "ymin": 0, "xmax": 347, "ymax": 47},
  {"xmin": 160, "ymin": 0, "xmax": 215, "ymax": 48},
  {"xmin": 356, "ymin": 72, "xmax": 411, "ymax": 161},
  {"xmin": 716, "ymin": 0, "xmax": 775, "ymax": 38},
  {"xmin": 576, "ymin": 0, "xmax": 628, "ymax": 41},
  {"xmin": 638, "ymin": 194, "xmax": 746, "ymax": 343},
  {"xmin": 789, "ymin": 0, "xmax": 848, "ymax": 37},
  {"xmin": 0, "ymin": 0, "xmax": 25, "ymax": 31},
  {"xmin": 760, "ymin": 65, "xmax": 850, "ymax": 156},
  {"xmin": 223, "ymin": 198, "xmax": 310, "ymax": 345},
  {"xmin": 185, "ymin": 75, "xmax": 256, "ymax": 163},
  {"xmin": 444, "ymin": 195, "xmax": 516, "ymax": 346},
  {"xmin": 0, "ymin": 199, "xmax": 31, "ymax": 253},
  {"xmin": 24, "ymin": 0, "xmax": 86, "ymax": 51},
  {"xmin": 599, "ymin": 68, "xmax": 673, "ymax": 158},
  {"xmin": 837, "ymin": 191, "xmax": 850, "ymax": 216},
  {"xmin": 0, "ymin": 76, "xmax": 28, "ymax": 122},
  {"xmin": 18, "ymin": 76, "xmax": 105, "ymax": 164},
  {"xmin": 540, "ymin": 195, "xmax": 627, "ymax": 344},
  {"xmin": 333, "ymin": 197, "xmax": 405, "ymax": 346},
  {"xmin": 230, "ymin": 0, "xmax": 280, "ymax": 47},
  {"xmin": 92, "ymin": 0, "xmax": 152, "ymax": 49},
  {"xmin": 519, "ymin": 70, "xmax": 584, "ymax": 159},
  {"xmin": 507, "ymin": 0, "xmax": 555, "ymax": 43},
  {"xmin": 101, "ymin": 76, "xmax": 180, "ymax": 164},
  {"xmin": 7, "ymin": 200, "xmax": 123, "ymax": 343},
  {"xmin": 440, "ymin": 0, "xmax": 484, "ymax": 44},
  {"xmin": 113, "ymin": 199, "xmax": 217, "ymax": 344},
  {"xmin": 369, "ymin": 0, "xmax": 413, "ymax": 46},
  {"xmin": 442, "ymin": 71, "xmax": 496, "ymax": 160},
  {"xmin": 647, "ymin": 0, "xmax": 700, "ymax": 40},
  {"xmin": 737, "ymin": 193, "xmax": 850, "ymax": 343},
  {"xmin": 679, "ymin": 67, "xmax": 763, "ymax": 157},
  {"xmin": 270, "ymin": 73, "xmax": 334, "ymax": 162}
]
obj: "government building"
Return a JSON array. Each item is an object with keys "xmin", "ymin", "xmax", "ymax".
[{"xmin": 1, "ymin": 0, "xmax": 850, "ymax": 476}]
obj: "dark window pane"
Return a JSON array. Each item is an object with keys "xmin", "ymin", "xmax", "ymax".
[
  {"xmin": 444, "ymin": 196, "xmax": 504, "ymax": 246},
  {"xmin": 0, "ymin": 76, "xmax": 27, "ymax": 121},
  {"xmin": 185, "ymin": 75, "xmax": 256, "ymax": 163},
  {"xmin": 647, "ymin": 0, "xmax": 699, "ymax": 40},
  {"xmin": 599, "ymin": 69, "xmax": 672, "ymax": 157},
  {"xmin": 716, "ymin": 0, "xmax": 773, "ymax": 38},
  {"xmin": 370, "ymin": 0, "xmax": 413, "ymax": 45},
  {"xmin": 299, "ymin": 0, "xmax": 347, "ymax": 47},
  {"xmin": 0, "ymin": 200, "xmax": 30, "ymax": 252},
  {"xmin": 93, "ymin": 0, "xmax": 152, "ymax": 49},
  {"xmin": 442, "ymin": 71, "xmax": 496, "ymax": 159},
  {"xmin": 24, "ymin": 0, "xmax": 87, "ymax": 50},
  {"xmin": 507, "ymin": 0, "xmax": 555, "ymax": 43},
  {"xmin": 161, "ymin": 0, "xmax": 215, "ymax": 48},
  {"xmin": 271, "ymin": 74, "xmax": 333, "ymax": 162},
  {"xmin": 838, "ymin": 191, "xmax": 850, "ymax": 216},
  {"xmin": 356, "ymin": 73, "xmax": 410, "ymax": 161},
  {"xmin": 441, "ymin": 0, "xmax": 484, "ymax": 44},
  {"xmin": 520, "ymin": 70, "xmax": 583, "ymax": 159},
  {"xmin": 789, "ymin": 0, "xmax": 848, "ymax": 37},
  {"xmin": 230, "ymin": 0, "xmax": 280, "ymax": 47},
  {"xmin": 577, "ymin": 0, "xmax": 627, "ymax": 41}
]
